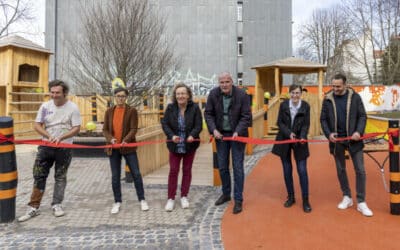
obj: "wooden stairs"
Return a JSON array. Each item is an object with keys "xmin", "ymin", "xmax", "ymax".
[{"xmin": 264, "ymin": 125, "xmax": 279, "ymax": 140}]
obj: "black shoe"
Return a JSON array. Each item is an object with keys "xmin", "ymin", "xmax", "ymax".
[
  {"xmin": 284, "ymin": 194, "xmax": 295, "ymax": 208},
  {"xmin": 215, "ymin": 194, "xmax": 231, "ymax": 206},
  {"xmin": 303, "ymin": 196, "xmax": 312, "ymax": 213},
  {"xmin": 233, "ymin": 201, "xmax": 242, "ymax": 214}
]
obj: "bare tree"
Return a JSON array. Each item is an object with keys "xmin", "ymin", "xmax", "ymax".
[
  {"xmin": 381, "ymin": 35, "xmax": 400, "ymax": 85},
  {"xmin": 296, "ymin": 5, "xmax": 351, "ymax": 83},
  {"xmin": 341, "ymin": 0, "xmax": 400, "ymax": 84},
  {"xmin": 67, "ymin": 0, "xmax": 180, "ymax": 103},
  {"xmin": 0, "ymin": 0, "xmax": 34, "ymax": 38},
  {"xmin": 378, "ymin": 0, "xmax": 400, "ymax": 85}
]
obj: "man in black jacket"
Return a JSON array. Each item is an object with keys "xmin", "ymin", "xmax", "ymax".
[
  {"xmin": 320, "ymin": 73, "xmax": 373, "ymax": 217},
  {"xmin": 204, "ymin": 72, "xmax": 252, "ymax": 214}
]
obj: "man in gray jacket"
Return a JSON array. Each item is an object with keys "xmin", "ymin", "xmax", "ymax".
[{"xmin": 204, "ymin": 72, "xmax": 252, "ymax": 214}]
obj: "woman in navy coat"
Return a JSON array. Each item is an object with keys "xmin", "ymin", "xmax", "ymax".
[
  {"xmin": 272, "ymin": 84, "xmax": 312, "ymax": 213},
  {"xmin": 161, "ymin": 83, "xmax": 203, "ymax": 211}
]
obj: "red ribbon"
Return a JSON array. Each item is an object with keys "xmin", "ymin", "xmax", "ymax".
[
  {"xmin": 222, "ymin": 132, "xmax": 387, "ymax": 145},
  {"xmin": 0, "ymin": 136, "xmax": 206, "ymax": 149},
  {"xmin": 388, "ymin": 129, "xmax": 399, "ymax": 151},
  {"xmin": 0, "ymin": 131, "xmax": 396, "ymax": 149},
  {"xmin": 0, "ymin": 134, "xmax": 14, "ymax": 144}
]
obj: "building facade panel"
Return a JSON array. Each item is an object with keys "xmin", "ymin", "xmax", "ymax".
[{"xmin": 46, "ymin": 0, "xmax": 291, "ymax": 94}]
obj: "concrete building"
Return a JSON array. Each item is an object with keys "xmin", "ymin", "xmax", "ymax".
[
  {"xmin": 328, "ymin": 29, "xmax": 384, "ymax": 85},
  {"xmin": 45, "ymin": 0, "xmax": 292, "ymax": 94}
]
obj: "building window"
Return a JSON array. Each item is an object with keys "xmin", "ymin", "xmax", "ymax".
[
  {"xmin": 237, "ymin": 37, "xmax": 243, "ymax": 56},
  {"xmin": 237, "ymin": 72, "xmax": 243, "ymax": 86},
  {"xmin": 237, "ymin": 2, "xmax": 243, "ymax": 22}
]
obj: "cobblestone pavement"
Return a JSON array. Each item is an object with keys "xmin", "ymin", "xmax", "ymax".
[{"xmin": 0, "ymin": 145, "xmax": 271, "ymax": 249}]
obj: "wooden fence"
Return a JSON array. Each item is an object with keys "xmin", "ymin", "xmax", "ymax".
[{"xmin": 70, "ymin": 95, "xmax": 161, "ymax": 130}]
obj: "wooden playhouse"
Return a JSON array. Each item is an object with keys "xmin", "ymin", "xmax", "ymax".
[
  {"xmin": 0, "ymin": 35, "xmax": 52, "ymax": 137},
  {"xmin": 251, "ymin": 57, "xmax": 327, "ymax": 137}
]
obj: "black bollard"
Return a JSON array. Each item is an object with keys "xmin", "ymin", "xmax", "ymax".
[
  {"xmin": 263, "ymin": 93, "xmax": 269, "ymax": 136},
  {"xmin": 212, "ymin": 140, "xmax": 221, "ymax": 186},
  {"xmin": 0, "ymin": 116, "xmax": 17, "ymax": 223},
  {"xmin": 124, "ymin": 165, "xmax": 133, "ymax": 183},
  {"xmin": 389, "ymin": 120, "xmax": 400, "ymax": 215}
]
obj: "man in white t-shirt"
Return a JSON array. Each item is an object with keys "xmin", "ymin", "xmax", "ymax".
[{"xmin": 18, "ymin": 80, "xmax": 81, "ymax": 222}]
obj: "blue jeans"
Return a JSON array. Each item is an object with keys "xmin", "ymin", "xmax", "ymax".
[
  {"xmin": 216, "ymin": 139, "xmax": 246, "ymax": 202},
  {"xmin": 281, "ymin": 152, "xmax": 309, "ymax": 197},
  {"xmin": 109, "ymin": 149, "xmax": 145, "ymax": 202}
]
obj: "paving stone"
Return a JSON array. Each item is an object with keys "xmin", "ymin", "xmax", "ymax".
[{"xmin": 0, "ymin": 144, "xmax": 272, "ymax": 249}]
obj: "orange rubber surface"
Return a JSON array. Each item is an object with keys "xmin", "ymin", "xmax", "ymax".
[{"xmin": 222, "ymin": 143, "xmax": 400, "ymax": 250}]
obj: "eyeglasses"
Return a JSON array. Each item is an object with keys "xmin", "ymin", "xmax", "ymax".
[
  {"xmin": 115, "ymin": 95, "xmax": 127, "ymax": 99},
  {"xmin": 290, "ymin": 92, "xmax": 301, "ymax": 95}
]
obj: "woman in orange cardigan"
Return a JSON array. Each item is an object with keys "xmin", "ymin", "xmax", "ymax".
[{"xmin": 103, "ymin": 87, "xmax": 148, "ymax": 214}]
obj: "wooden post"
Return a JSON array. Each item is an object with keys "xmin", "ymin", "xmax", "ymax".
[
  {"xmin": 91, "ymin": 94, "xmax": 97, "ymax": 122},
  {"xmin": 389, "ymin": 120, "xmax": 400, "ymax": 215},
  {"xmin": 318, "ymin": 69, "xmax": 324, "ymax": 101},
  {"xmin": 212, "ymin": 140, "xmax": 221, "ymax": 186},
  {"xmin": 0, "ymin": 117, "xmax": 17, "ymax": 223},
  {"xmin": 274, "ymin": 67, "xmax": 280, "ymax": 97}
]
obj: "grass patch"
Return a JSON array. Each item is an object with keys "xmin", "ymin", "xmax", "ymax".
[{"xmin": 369, "ymin": 111, "xmax": 400, "ymax": 119}]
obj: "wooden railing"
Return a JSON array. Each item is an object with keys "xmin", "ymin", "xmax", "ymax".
[
  {"xmin": 70, "ymin": 94, "xmax": 161, "ymax": 130},
  {"xmin": 136, "ymin": 125, "xmax": 211, "ymax": 176},
  {"xmin": 96, "ymin": 94, "xmax": 109, "ymax": 122},
  {"xmin": 252, "ymin": 109, "xmax": 266, "ymax": 139},
  {"xmin": 138, "ymin": 110, "xmax": 160, "ymax": 128},
  {"xmin": 136, "ymin": 125, "xmax": 168, "ymax": 176},
  {"xmin": 266, "ymin": 96, "xmax": 281, "ymax": 132}
]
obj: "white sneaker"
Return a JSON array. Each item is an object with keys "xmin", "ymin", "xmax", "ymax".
[
  {"xmin": 18, "ymin": 206, "xmax": 40, "ymax": 222},
  {"xmin": 181, "ymin": 197, "xmax": 189, "ymax": 209},
  {"xmin": 338, "ymin": 195, "xmax": 353, "ymax": 209},
  {"xmin": 357, "ymin": 202, "xmax": 373, "ymax": 217},
  {"xmin": 52, "ymin": 204, "xmax": 65, "ymax": 217},
  {"xmin": 165, "ymin": 199, "xmax": 174, "ymax": 212},
  {"xmin": 140, "ymin": 200, "xmax": 149, "ymax": 211},
  {"xmin": 111, "ymin": 202, "xmax": 121, "ymax": 214}
]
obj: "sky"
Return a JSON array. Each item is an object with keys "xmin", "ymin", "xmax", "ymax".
[
  {"xmin": 20, "ymin": 0, "xmax": 341, "ymax": 51},
  {"xmin": 292, "ymin": 0, "xmax": 340, "ymax": 50},
  {"xmin": 6, "ymin": 0, "xmax": 45, "ymax": 46}
]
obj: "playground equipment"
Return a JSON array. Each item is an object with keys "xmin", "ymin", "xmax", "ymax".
[
  {"xmin": 251, "ymin": 57, "xmax": 327, "ymax": 137},
  {"xmin": 0, "ymin": 36, "xmax": 51, "ymax": 138}
]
